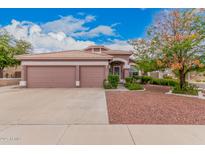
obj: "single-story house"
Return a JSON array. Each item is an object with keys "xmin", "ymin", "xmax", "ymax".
[{"xmin": 17, "ymin": 45, "xmax": 133, "ymax": 88}]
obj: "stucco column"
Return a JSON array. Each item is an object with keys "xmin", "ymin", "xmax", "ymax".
[
  {"xmin": 19, "ymin": 65, "xmax": 27, "ymax": 87},
  {"xmin": 76, "ymin": 65, "xmax": 80, "ymax": 87},
  {"xmin": 104, "ymin": 65, "xmax": 109, "ymax": 80},
  {"xmin": 124, "ymin": 68, "xmax": 130, "ymax": 78}
]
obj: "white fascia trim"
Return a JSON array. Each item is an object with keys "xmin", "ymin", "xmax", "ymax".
[{"xmin": 22, "ymin": 61, "xmax": 109, "ymax": 66}]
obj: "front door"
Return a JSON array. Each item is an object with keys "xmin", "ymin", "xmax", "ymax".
[{"xmin": 113, "ymin": 66, "xmax": 121, "ymax": 79}]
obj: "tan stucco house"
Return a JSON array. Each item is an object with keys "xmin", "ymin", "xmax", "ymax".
[{"xmin": 17, "ymin": 45, "xmax": 133, "ymax": 88}]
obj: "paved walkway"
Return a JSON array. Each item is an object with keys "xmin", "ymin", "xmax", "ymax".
[{"xmin": 0, "ymin": 124, "xmax": 205, "ymax": 144}]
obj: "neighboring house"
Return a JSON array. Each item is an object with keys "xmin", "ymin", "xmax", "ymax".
[
  {"xmin": 17, "ymin": 45, "xmax": 133, "ymax": 88},
  {"xmin": 2, "ymin": 66, "xmax": 21, "ymax": 78}
]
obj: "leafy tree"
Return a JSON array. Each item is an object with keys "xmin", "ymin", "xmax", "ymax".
[
  {"xmin": 128, "ymin": 39, "xmax": 159, "ymax": 74},
  {"xmin": 131, "ymin": 9, "xmax": 205, "ymax": 89},
  {"xmin": 0, "ymin": 32, "xmax": 32, "ymax": 78}
]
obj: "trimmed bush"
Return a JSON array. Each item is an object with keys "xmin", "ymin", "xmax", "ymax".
[
  {"xmin": 141, "ymin": 76, "xmax": 152, "ymax": 84},
  {"xmin": 140, "ymin": 76, "xmax": 179, "ymax": 87},
  {"xmin": 172, "ymin": 84, "xmax": 198, "ymax": 96},
  {"xmin": 103, "ymin": 80, "xmax": 112, "ymax": 89},
  {"xmin": 124, "ymin": 77, "xmax": 143, "ymax": 90},
  {"xmin": 125, "ymin": 77, "xmax": 133, "ymax": 84},
  {"xmin": 150, "ymin": 78, "xmax": 179, "ymax": 87},
  {"xmin": 129, "ymin": 83, "xmax": 143, "ymax": 90},
  {"xmin": 108, "ymin": 74, "xmax": 119, "ymax": 89}
]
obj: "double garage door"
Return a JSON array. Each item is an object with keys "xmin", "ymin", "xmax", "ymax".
[{"xmin": 27, "ymin": 66, "xmax": 105, "ymax": 88}]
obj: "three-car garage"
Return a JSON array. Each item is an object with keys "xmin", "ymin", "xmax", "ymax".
[{"xmin": 18, "ymin": 50, "xmax": 112, "ymax": 88}]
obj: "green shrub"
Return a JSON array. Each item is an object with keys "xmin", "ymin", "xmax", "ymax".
[
  {"xmin": 141, "ymin": 76, "xmax": 152, "ymax": 84},
  {"xmin": 172, "ymin": 84, "xmax": 198, "ymax": 96},
  {"xmin": 108, "ymin": 74, "xmax": 119, "ymax": 89},
  {"xmin": 125, "ymin": 83, "xmax": 143, "ymax": 90},
  {"xmin": 150, "ymin": 78, "xmax": 160, "ymax": 85},
  {"xmin": 166, "ymin": 79, "xmax": 179, "ymax": 87},
  {"xmin": 149, "ymin": 78, "xmax": 179, "ymax": 87},
  {"xmin": 103, "ymin": 80, "xmax": 112, "ymax": 89},
  {"xmin": 124, "ymin": 77, "xmax": 143, "ymax": 90},
  {"xmin": 196, "ymin": 79, "xmax": 202, "ymax": 82},
  {"xmin": 125, "ymin": 77, "xmax": 133, "ymax": 84},
  {"xmin": 163, "ymin": 75, "xmax": 173, "ymax": 79},
  {"xmin": 133, "ymin": 76, "xmax": 142, "ymax": 80}
]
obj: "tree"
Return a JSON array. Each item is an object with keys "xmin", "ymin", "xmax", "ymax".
[
  {"xmin": 128, "ymin": 39, "xmax": 159, "ymax": 74},
  {"xmin": 131, "ymin": 9, "xmax": 205, "ymax": 89},
  {"xmin": 0, "ymin": 32, "xmax": 32, "ymax": 78}
]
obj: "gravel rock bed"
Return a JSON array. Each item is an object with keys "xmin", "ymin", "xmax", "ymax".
[{"xmin": 106, "ymin": 85, "xmax": 205, "ymax": 124}]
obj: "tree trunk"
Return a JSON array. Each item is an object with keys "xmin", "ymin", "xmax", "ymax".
[
  {"xmin": 0, "ymin": 69, "xmax": 3, "ymax": 78},
  {"xmin": 179, "ymin": 70, "xmax": 186, "ymax": 89}
]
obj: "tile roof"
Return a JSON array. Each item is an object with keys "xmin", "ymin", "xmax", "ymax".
[{"xmin": 17, "ymin": 50, "xmax": 113, "ymax": 60}]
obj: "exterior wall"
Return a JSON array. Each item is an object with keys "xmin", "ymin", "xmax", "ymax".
[
  {"xmin": 0, "ymin": 78, "xmax": 21, "ymax": 87},
  {"xmin": 21, "ymin": 60, "xmax": 109, "ymax": 88},
  {"xmin": 109, "ymin": 54, "xmax": 130, "ymax": 62}
]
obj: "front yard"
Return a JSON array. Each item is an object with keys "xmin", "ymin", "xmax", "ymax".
[{"xmin": 106, "ymin": 85, "xmax": 205, "ymax": 125}]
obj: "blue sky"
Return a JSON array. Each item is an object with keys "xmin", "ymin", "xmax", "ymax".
[{"xmin": 0, "ymin": 8, "xmax": 162, "ymax": 52}]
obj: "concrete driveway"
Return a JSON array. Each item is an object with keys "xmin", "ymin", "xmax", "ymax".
[
  {"xmin": 0, "ymin": 86, "xmax": 108, "ymax": 125},
  {"xmin": 1, "ymin": 86, "xmax": 205, "ymax": 145}
]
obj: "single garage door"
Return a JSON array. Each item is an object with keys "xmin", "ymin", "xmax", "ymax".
[
  {"xmin": 80, "ymin": 66, "xmax": 105, "ymax": 87},
  {"xmin": 27, "ymin": 66, "xmax": 76, "ymax": 88}
]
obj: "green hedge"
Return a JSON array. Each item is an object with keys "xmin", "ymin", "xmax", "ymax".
[
  {"xmin": 150, "ymin": 78, "xmax": 179, "ymax": 87},
  {"xmin": 135, "ymin": 76, "xmax": 179, "ymax": 87},
  {"xmin": 125, "ymin": 83, "xmax": 143, "ymax": 90},
  {"xmin": 141, "ymin": 76, "xmax": 152, "ymax": 84},
  {"xmin": 172, "ymin": 84, "xmax": 198, "ymax": 96},
  {"xmin": 125, "ymin": 77, "xmax": 143, "ymax": 90},
  {"xmin": 125, "ymin": 77, "xmax": 133, "ymax": 84}
]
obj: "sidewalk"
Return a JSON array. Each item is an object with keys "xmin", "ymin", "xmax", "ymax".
[{"xmin": 0, "ymin": 124, "xmax": 205, "ymax": 145}]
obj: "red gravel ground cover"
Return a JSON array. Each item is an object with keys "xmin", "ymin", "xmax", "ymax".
[{"xmin": 106, "ymin": 85, "xmax": 205, "ymax": 124}]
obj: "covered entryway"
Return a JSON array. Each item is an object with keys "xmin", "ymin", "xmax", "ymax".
[
  {"xmin": 80, "ymin": 66, "xmax": 105, "ymax": 87},
  {"xmin": 27, "ymin": 66, "xmax": 76, "ymax": 88},
  {"xmin": 110, "ymin": 61, "xmax": 124, "ymax": 79}
]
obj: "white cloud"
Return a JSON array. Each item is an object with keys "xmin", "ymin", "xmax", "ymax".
[
  {"xmin": 41, "ymin": 15, "xmax": 95, "ymax": 34},
  {"xmin": 105, "ymin": 39, "xmax": 133, "ymax": 51},
  {"xmin": 0, "ymin": 15, "xmax": 127, "ymax": 53},
  {"xmin": 1, "ymin": 19, "xmax": 95, "ymax": 53},
  {"xmin": 72, "ymin": 25, "xmax": 116, "ymax": 38}
]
